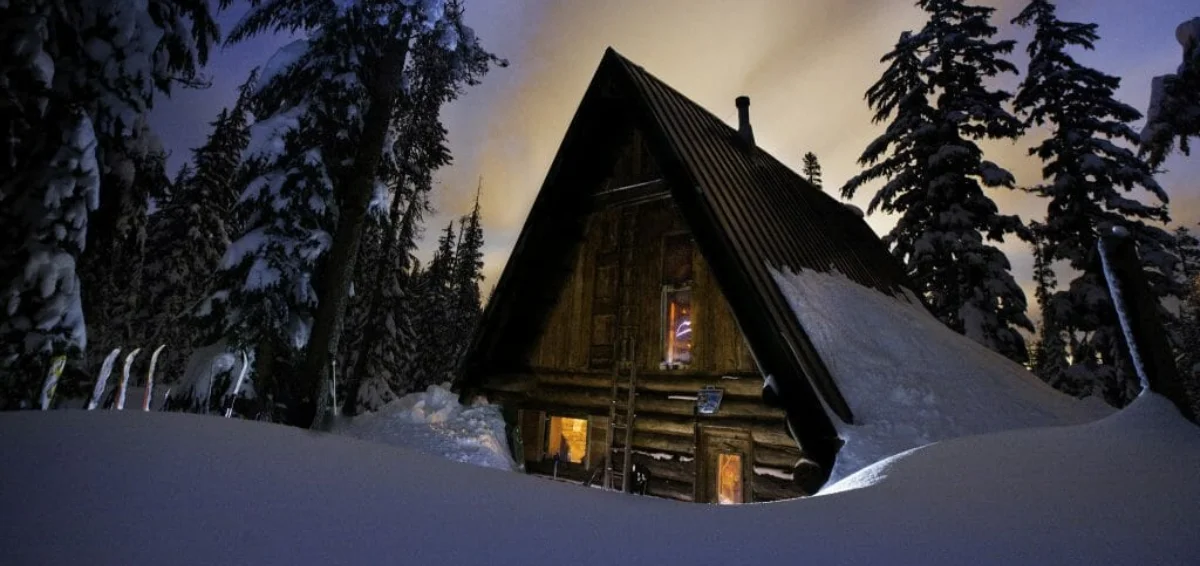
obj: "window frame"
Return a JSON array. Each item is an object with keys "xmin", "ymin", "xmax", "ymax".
[
  {"xmin": 661, "ymin": 283, "xmax": 694, "ymax": 370},
  {"xmin": 544, "ymin": 414, "xmax": 591, "ymax": 466}
]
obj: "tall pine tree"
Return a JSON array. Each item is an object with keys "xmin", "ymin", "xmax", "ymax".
[
  {"xmin": 209, "ymin": 0, "xmax": 500, "ymax": 426},
  {"xmin": 1029, "ymin": 223, "xmax": 1071, "ymax": 392},
  {"xmin": 1141, "ymin": 17, "xmax": 1200, "ymax": 169},
  {"xmin": 411, "ymin": 222, "xmax": 460, "ymax": 390},
  {"xmin": 340, "ymin": 29, "xmax": 482, "ymax": 414},
  {"xmin": 1013, "ymin": 0, "xmax": 1175, "ymax": 406},
  {"xmin": 449, "ymin": 183, "xmax": 485, "ymax": 375},
  {"xmin": 81, "ymin": 118, "xmax": 171, "ymax": 380},
  {"xmin": 1169, "ymin": 225, "xmax": 1200, "ymax": 417},
  {"xmin": 0, "ymin": 0, "xmax": 215, "ymax": 406},
  {"xmin": 801, "ymin": 152, "xmax": 823, "ymax": 190},
  {"xmin": 843, "ymin": 0, "xmax": 1032, "ymax": 363},
  {"xmin": 145, "ymin": 71, "xmax": 257, "ymax": 376}
]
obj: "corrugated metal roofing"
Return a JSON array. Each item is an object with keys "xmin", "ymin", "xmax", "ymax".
[{"xmin": 606, "ymin": 49, "xmax": 912, "ymax": 422}]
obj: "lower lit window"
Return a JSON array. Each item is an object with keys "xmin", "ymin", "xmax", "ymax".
[
  {"xmin": 663, "ymin": 286, "xmax": 693, "ymax": 368},
  {"xmin": 717, "ymin": 453, "xmax": 743, "ymax": 504},
  {"xmin": 546, "ymin": 416, "xmax": 588, "ymax": 464}
]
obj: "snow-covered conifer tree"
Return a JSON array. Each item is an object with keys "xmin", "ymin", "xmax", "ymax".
[
  {"xmin": 145, "ymin": 71, "xmax": 257, "ymax": 375},
  {"xmin": 1142, "ymin": 17, "xmax": 1200, "ymax": 169},
  {"xmin": 207, "ymin": 0, "xmax": 500, "ymax": 426},
  {"xmin": 341, "ymin": 29, "xmax": 486, "ymax": 413},
  {"xmin": 449, "ymin": 185, "xmax": 484, "ymax": 373},
  {"xmin": 1169, "ymin": 226, "xmax": 1200, "ymax": 415},
  {"xmin": 843, "ymin": 0, "xmax": 1032, "ymax": 363},
  {"xmin": 1029, "ymin": 226, "xmax": 1073, "ymax": 393},
  {"xmin": 1013, "ymin": 0, "xmax": 1176, "ymax": 406},
  {"xmin": 82, "ymin": 118, "xmax": 171, "ymax": 374},
  {"xmin": 411, "ymin": 222, "xmax": 459, "ymax": 390},
  {"xmin": 0, "ymin": 0, "xmax": 215, "ymax": 406},
  {"xmin": 801, "ymin": 152, "xmax": 823, "ymax": 190}
]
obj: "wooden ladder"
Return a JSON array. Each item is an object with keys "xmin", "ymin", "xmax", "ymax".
[{"xmin": 605, "ymin": 331, "xmax": 638, "ymax": 492}]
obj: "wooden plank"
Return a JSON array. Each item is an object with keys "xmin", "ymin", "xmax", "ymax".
[
  {"xmin": 752, "ymin": 471, "xmax": 805, "ymax": 502},
  {"xmin": 645, "ymin": 477, "xmax": 694, "ymax": 502},
  {"xmin": 636, "ymin": 415, "xmax": 796, "ymax": 448},
  {"xmin": 524, "ymin": 369, "xmax": 765, "ymax": 397},
  {"xmin": 630, "ymin": 431, "xmax": 694, "ymax": 456},
  {"xmin": 634, "ymin": 393, "xmax": 786, "ymax": 422},
  {"xmin": 754, "ymin": 444, "xmax": 803, "ymax": 469},
  {"xmin": 505, "ymin": 383, "xmax": 784, "ymax": 422},
  {"xmin": 1101, "ymin": 231, "xmax": 1194, "ymax": 421},
  {"xmin": 629, "ymin": 452, "xmax": 694, "ymax": 484}
]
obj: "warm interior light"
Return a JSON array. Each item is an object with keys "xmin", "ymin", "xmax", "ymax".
[
  {"xmin": 664, "ymin": 287, "xmax": 693, "ymax": 366},
  {"xmin": 546, "ymin": 416, "xmax": 588, "ymax": 464},
  {"xmin": 717, "ymin": 453, "xmax": 743, "ymax": 504}
]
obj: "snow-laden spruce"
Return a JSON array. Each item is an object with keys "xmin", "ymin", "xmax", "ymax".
[
  {"xmin": 841, "ymin": 0, "xmax": 1033, "ymax": 365},
  {"xmin": 770, "ymin": 266, "xmax": 1108, "ymax": 483},
  {"xmin": 1142, "ymin": 17, "xmax": 1200, "ymax": 168},
  {"xmin": 145, "ymin": 71, "xmax": 257, "ymax": 376},
  {"xmin": 1012, "ymin": 0, "xmax": 1177, "ymax": 407},
  {"xmin": 0, "ymin": 0, "xmax": 215, "ymax": 405},
  {"xmin": 203, "ymin": 0, "xmax": 500, "ymax": 424},
  {"xmin": 0, "ymin": 111, "xmax": 99, "ymax": 407}
]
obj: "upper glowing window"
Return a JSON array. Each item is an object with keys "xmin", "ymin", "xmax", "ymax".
[{"xmin": 663, "ymin": 287, "xmax": 693, "ymax": 368}]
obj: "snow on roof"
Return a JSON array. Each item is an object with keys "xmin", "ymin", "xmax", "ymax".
[
  {"xmin": 2, "ymin": 392, "xmax": 1197, "ymax": 565},
  {"xmin": 770, "ymin": 266, "xmax": 1111, "ymax": 483}
]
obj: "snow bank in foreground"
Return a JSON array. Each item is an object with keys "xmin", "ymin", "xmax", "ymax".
[
  {"xmin": 770, "ymin": 267, "xmax": 1111, "ymax": 483},
  {"xmin": 1, "ymin": 394, "xmax": 1197, "ymax": 565},
  {"xmin": 331, "ymin": 384, "xmax": 515, "ymax": 471}
]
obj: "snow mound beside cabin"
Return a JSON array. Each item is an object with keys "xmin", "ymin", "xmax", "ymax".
[
  {"xmin": 331, "ymin": 383, "xmax": 515, "ymax": 471},
  {"xmin": 1, "ymin": 393, "xmax": 1198, "ymax": 565},
  {"xmin": 770, "ymin": 267, "xmax": 1111, "ymax": 484}
]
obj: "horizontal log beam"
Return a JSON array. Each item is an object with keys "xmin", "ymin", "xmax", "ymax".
[
  {"xmin": 629, "ymin": 452, "xmax": 694, "ymax": 484},
  {"xmin": 636, "ymin": 416, "xmax": 797, "ymax": 448},
  {"xmin": 484, "ymin": 393, "xmax": 799, "ymax": 450},
  {"xmin": 646, "ymin": 478, "xmax": 694, "ymax": 502},
  {"xmin": 752, "ymin": 471, "xmax": 805, "ymax": 502},
  {"xmin": 631, "ymin": 431, "xmax": 694, "ymax": 456},
  {"xmin": 524, "ymin": 371, "xmax": 766, "ymax": 398},
  {"xmin": 754, "ymin": 444, "xmax": 803, "ymax": 469}
]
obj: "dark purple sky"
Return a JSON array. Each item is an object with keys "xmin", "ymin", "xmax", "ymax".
[{"xmin": 149, "ymin": 0, "xmax": 1200, "ymax": 300}]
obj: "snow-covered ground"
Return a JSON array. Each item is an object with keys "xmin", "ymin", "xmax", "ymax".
[
  {"xmin": 330, "ymin": 383, "xmax": 515, "ymax": 471},
  {"xmin": 1, "ymin": 391, "xmax": 1197, "ymax": 565},
  {"xmin": 771, "ymin": 267, "xmax": 1112, "ymax": 483}
]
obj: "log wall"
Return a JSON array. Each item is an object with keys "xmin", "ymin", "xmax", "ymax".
[{"xmin": 475, "ymin": 130, "xmax": 809, "ymax": 503}]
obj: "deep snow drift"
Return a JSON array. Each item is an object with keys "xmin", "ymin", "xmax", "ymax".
[
  {"xmin": 330, "ymin": 383, "xmax": 515, "ymax": 471},
  {"xmin": 1, "ymin": 392, "xmax": 1197, "ymax": 565},
  {"xmin": 771, "ymin": 267, "xmax": 1111, "ymax": 483}
]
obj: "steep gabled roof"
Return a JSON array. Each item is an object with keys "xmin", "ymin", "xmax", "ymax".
[{"xmin": 461, "ymin": 48, "xmax": 913, "ymax": 471}]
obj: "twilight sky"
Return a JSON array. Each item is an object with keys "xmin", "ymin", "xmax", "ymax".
[{"xmin": 150, "ymin": 0, "xmax": 1200, "ymax": 311}]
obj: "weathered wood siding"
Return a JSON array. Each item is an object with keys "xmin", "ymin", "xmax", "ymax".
[{"xmin": 476, "ymin": 131, "xmax": 811, "ymax": 502}]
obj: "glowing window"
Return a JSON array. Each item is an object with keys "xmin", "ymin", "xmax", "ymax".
[
  {"xmin": 663, "ymin": 287, "xmax": 693, "ymax": 367},
  {"xmin": 546, "ymin": 416, "xmax": 588, "ymax": 464},
  {"xmin": 717, "ymin": 453, "xmax": 743, "ymax": 505}
]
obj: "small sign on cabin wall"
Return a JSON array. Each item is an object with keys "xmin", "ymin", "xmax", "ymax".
[{"xmin": 696, "ymin": 386, "xmax": 724, "ymax": 415}]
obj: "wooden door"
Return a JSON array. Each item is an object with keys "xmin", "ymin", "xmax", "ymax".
[{"xmin": 696, "ymin": 427, "xmax": 754, "ymax": 504}]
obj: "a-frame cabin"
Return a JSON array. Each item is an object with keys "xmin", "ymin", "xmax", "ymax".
[{"xmin": 459, "ymin": 48, "xmax": 912, "ymax": 503}]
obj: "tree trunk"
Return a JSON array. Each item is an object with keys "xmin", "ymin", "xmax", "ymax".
[
  {"xmin": 342, "ymin": 171, "xmax": 416, "ymax": 416},
  {"xmin": 1100, "ymin": 229, "xmax": 1196, "ymax": 422},
  {"xmin": 301, "ymin": 36, "xmax": 412, "ymax": 430}
]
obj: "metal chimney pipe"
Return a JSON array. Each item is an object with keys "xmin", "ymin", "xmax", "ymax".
[{"xmin": 736, "ymin": 96, "xmax": 755, "ymax": 146}]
